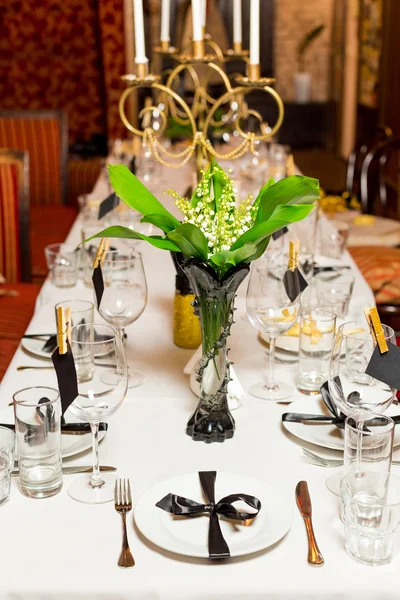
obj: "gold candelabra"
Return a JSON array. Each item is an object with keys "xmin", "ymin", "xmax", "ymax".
[{"xmin": 118, "ymin": 36, "xmax": 285, "ymax": 177}]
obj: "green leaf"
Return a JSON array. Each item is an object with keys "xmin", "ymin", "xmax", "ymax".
[
  {"xmin": 232, "ymin": 204, "xmax": 314, "ymax": 249},
  {"xmin": 191, "ymin": 163, "xmax": 211, "ymax": 208},
  {"xmin": 255, "ymin": 176, "xmax": 319, "ymax": 225},
  {"xmin": 140, "ymin": 213, "xmax": 177, "ymax": 233},
  {"xmin": 210, "ymin": 242, "xmax": 258, "ymax": 269},
  {"xmin": 167, "ymin": 223, "xmax": 209, "ymax": 260},
  {"xmin": 211, "ymin": 159, "xmax": 225, "ymax": 211},
  {"xmin": 108, "ymin": 164, "xmax": 180, "ymax": 227},
  {"xmin": 297, "ymin": 24, "xmax": 325, "ymax": 58},
  {"xmin": 83, "ymin": 225, "xmax": 180, "ymax": 252}
]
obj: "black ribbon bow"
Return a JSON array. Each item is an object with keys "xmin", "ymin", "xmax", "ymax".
[{"xmin": 156, "ymin": 471, "xmax": 261, "ymax": 559}]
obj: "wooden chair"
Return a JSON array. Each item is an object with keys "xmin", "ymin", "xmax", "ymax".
[
  {"xmin": 360, "ymin": 138, "xmax": 400, "ymax": 217},
  {"xmin": 346, "ymin": 125, "xmax": 392, "ymax": 199},
  {"xmin": 0, "ymin": 110, "xmax": 68, "ymax": 206},
  {"xmin": 0, "ymin": 149, "xmax": 30, "ymax": 282},
  {"xmin": 0, "ymin": 150, "xmax": 41, "ymax": 375}
]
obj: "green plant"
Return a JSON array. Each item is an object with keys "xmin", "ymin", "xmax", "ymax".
[
  {"xmin": 86, "ymin": 160, "xmax": 319, "ymax": 279},
  {"xmin": 297, "ymin": 24, "xmax": 325, "ymax": 72}
]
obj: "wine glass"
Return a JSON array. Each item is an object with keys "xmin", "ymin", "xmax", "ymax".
[
  {"xmin": 68, "ymin": 323, "xmax": 128, "ymax": 504},
  {"xmin": 326, "ymin": 320, "xmax": 397, "ymax": 495},
  {"xmin": 246, "ymin": 258, "xmax": 301, "ymax": 400},
  {"xmin": 95, "ymin": 249, "xmax": 148, "ymax": 388}
]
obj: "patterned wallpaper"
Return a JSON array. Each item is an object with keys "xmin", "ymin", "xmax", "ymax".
[{"xmin": 0, "ymin": 0, "xmax": 126, "ymax": 143}]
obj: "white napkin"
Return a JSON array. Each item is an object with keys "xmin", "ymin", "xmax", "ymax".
[{"xmin": 184, "ymin": 347, "xmax": 245, "ymax": 410}]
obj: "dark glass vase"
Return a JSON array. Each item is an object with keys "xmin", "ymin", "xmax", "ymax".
[{"xmin": 184, "ymin": 259, "xmax": 250, "ymax": 443}]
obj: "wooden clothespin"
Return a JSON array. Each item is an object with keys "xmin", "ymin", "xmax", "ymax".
[
  {"xmin": 65, "ymin": 307, "xmax": 72, "ymax": 345},
  {"xmin": 92, "ymin": 238, "xmax": 110, "ymax": 269},
  {"xmin": 56, "ymin": 306, "xmax": 67, "ymax": 355},
  {"xmin": 364, "ymin": 307, "xmax": 388, "ymax": 354},
  {"xmin": 288, "ymin": 239, "xmax": 300, "ymax": 271}
]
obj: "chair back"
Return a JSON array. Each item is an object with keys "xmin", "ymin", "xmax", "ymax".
[
  {"xmin": 361, "ymin": 138, "xmax": 400, "ymax": 217},
  {"xmin": 0, "ymin": 149, "xmax": 31, "ymax": 282},
  {"xmin": 346, "ymin": 125, "xmax": 393, "ymax": 198},
  {"xmin": 0, "ymin": 111, "xmax": 67, "ymax": 207}
]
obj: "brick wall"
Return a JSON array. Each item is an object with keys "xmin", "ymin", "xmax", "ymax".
[{"xmin": 274, "ymin": 0, "xmax": 334, "ymax": 102}]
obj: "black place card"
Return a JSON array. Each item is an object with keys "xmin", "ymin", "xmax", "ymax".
[
  {"xmin": 98, "ymin": 192, "xmax": 119, "ymax": 220},
  {"xmin": 42, "ymin": 335, "xmax": 58, "ymax": 353},
  {"xmin": 272, "ymin": 226, "xmax": 288, "ymax": 241},
  {"xmin": 283, "ymin": 268, "xmax": 308, "ymax": 302},
  {"xmin": 92, "ymin": 264, "xmax": 104, "ymax": 308},
  {"xmin": 51, "ymin": 343, "xmax": 78, "ymax": 415},
  {"xmin": 366, "ymin": 342, "xmax": 400, "ymax": 390}
]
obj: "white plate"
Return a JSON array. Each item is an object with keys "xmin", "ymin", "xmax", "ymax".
[
  {"xmin": 21, "ymin": 336, "xmax": 112, "ymax": 361},
  {"xmin": 134, "ymin": 471, "xmax": 292, "ymax": 559},
  {"xmin": 0, "ymin": 405, "xmax": 106, "ymax": 459},
  {"xmin": 282, "ymin": 397, "xmax": 400, "ymax": 451}
]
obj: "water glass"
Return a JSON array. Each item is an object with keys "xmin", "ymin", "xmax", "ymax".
[
  {"xmin": 45, "ymin": 243, "xmax": 78, "ymax": 288},
  {"xmin": 0, "ymin": 427, "xmax": 15, "ymax": 506},
  {"xmin": 297, "ymin": 309, "xmax": 336, "ymax": 394},
  {"xmin": 317, "ymin": 273, "xmax": 355, "ymax": 318},
  {"xmin": 54, "ymin": 299, "xmax": 94, "ymax": 330},
  {"xmin": 344, "ymin": 414, "xmax": 394, "ymax": 476},
  {"xmin": 323, "ymin": 220, "xmax": 350, "ymax": 259},
  {"xmin": 326, "ymin": 413, "xmax": 394, "ymax": 497},
  {"xmin": 13, "ymin": 387, "xmax": 62, "ymax": 499},
  {"xmin": 341, "ymin": 471, "xmax": 400, "ymax": 565}
]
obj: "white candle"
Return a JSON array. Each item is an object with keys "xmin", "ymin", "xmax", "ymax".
[
  {"xmin": 192, "ymin": 0, "xmax": 203, "ymax": 41},
  {"xmin": 160, "ymin": 0, "xmax": 170, "ymax": 42},
  {"xmin": 233, "ymin": 0, "xmax": 242, "ymax": 44},
  {"xmin": 250, "ymin": 0, "xmax": 260, "ymax": 65},
  {"xmin": 133, "ymin": 0, "xmax": 148, "ymax": 64},
  {"xmin": 201, "ymin": 0, "xmax": 206, "ymax": 28}
]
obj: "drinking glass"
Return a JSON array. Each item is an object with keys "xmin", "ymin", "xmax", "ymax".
[
  {"xmin": 326, "ymin": 321, "xmax": 396, "ymax": 495},
  {"xmin": 297, "ymin": 309, "xmax": 336, "ymax": 394},
  {"xmin": 96, "ymin": 250, "xmax": 148, "ymax": 388},
  {"xmin": 54, "ymin": 299, "xmax": 94, "ymax": 328},
  {"xmin": 246, "ymin": 258, "xmax": 301, "ymax": 400},
  {"xmin": 317, "ymin": 273, "xmax": 355, "ymax": 318},
  {"xmin": 327, "ymin": 414, "xmax": 395, "ymax": 497},
  {"xmin": 68, "ymin": 323, "xmax": 128, "ymax": 503},
  {"xmin": 45, "ymin": 243, "xmax": 78, "ymax": 288},
  {"xmin": 341, "ymin": 471, "xmax": 400, "ymax": 565},
  {"xmin": 13, "ymin": 387, "xmax": 63, "ymax": 499},
  {"xmin": 0, "ymin": 427, "xmax": 15, "ymax": 506},
  {"xmin": 323, "ymin": 220, "xmax": 350, "ymax": 258}
]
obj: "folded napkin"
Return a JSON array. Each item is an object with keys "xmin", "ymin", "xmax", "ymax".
[
  {"xmin": 156, "ymin": 471, "xmax": 261, "ymax": 559},
  {"xmin": 184, "ymin": 347, "xmax": 245, "ymax": 410}
]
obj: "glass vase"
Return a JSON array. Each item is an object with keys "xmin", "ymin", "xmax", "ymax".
[{"xmin": 184, "ymin": 259, "xmax": 250, "ymax": 443}]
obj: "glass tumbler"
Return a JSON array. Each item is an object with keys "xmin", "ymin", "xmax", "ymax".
[
  {"xmin": 45, "ymin": 243, "xmax": 78, "ymax": 288},
  {"xmin": 0, "ymin": 427, "xmax": 15, "ymax": 506},
  {"xmin": 341, "ymin": 471, "xmax": 400, "ymax": 565},
  {"xmin": 13, "ymin": 387, "xmax": 63, "ymax": 499},
  {"xmin": 326, "ymin": 413, "xmax": 394, "ymax": 497},
  {"xmin": 297, "ymin": 309, "xmax": 336, "ymax": 394},
  {"xmin": 317, "ymin": 273, "xmax": 355, "ymax": 319},
  {"xmin": 54, "ymin": 299, "xmax": 94, "ymax": 329}
]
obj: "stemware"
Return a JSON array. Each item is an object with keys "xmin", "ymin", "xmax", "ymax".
[
  {"xmin": 68, "ymin": 323, "xmax": 128, "ymax": 504},
  {"xmin": 246, "ymin": 258, "xmax": 301, "ymax": 400},
  {"xmin": 326, "ymin": 320, "xmax": 397, "ymax": 495},
  {"xmin": 95, "ymin": 249, "xmax": 148, "ymax": 388}
]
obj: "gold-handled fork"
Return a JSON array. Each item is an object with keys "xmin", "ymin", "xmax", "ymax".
[{"xmin": 114, "ymin": 478, "xmax": 135, "ymax": 568}]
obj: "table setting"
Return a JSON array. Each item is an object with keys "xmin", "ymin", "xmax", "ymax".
[{"xmin": 4, "ymin": 149, "xmax": 400, "ymax": 596}]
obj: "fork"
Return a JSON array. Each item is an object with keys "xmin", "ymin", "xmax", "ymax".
[
  {"xmin": 303, "ymin": 448, "xmax": 400, "ymax": 468},
  {"xmin": 114, "ymin": 478, "xmax": 135, "ymax": 568}
]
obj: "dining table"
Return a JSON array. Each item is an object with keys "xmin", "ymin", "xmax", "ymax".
[{"xmin": 2, "ymin": 160, "xmax": 400, "ymax": 600}]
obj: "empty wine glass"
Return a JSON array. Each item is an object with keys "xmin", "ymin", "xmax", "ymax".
[
  {"xmin": 95, "ymin": 249, "xmax": 148, "ymax": 388},
  {"xmin": 326, "ymin": 320, "xmax": 397, "ymax": 495},
  {"xmin": 68, "ymin": 323, "xmax": 128, "ymax": 504},
  {"xmin": 246, "ymin": 258, "xmax": 301, "ymax": 400}
]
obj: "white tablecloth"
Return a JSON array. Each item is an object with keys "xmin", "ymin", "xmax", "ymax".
[{"xmin": 2, "ymin": 165, "xmax": 398, "ymax": 600}]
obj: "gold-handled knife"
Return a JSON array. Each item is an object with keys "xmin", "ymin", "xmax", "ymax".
[{"xmin": 295, "ymin": 480, "xmax": 324, "ymax": 566}]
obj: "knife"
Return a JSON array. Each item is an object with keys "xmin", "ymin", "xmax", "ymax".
[
  {"xmin": 12, "ymin": 465, "xmax": 116, "ymax": 476},
  {"xmin": 295, "ymin": 481, "xmax": 324, "ymax": 566},
  {"xmin": 0, "ymin": 422, "xmax": 108, "ymax": 435},
  {"xmin": 283, "ymin": 413, "xmax": 400, "ymax": 429}
]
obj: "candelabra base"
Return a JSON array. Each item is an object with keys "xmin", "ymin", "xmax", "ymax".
[{"xmin": 236, "ymin": 75, "xmax": 276, "ymax": 88}]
